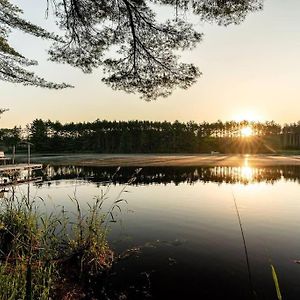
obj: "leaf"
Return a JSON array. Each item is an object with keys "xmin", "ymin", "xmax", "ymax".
[
  {"xmin": 271, "ymin": 264, "xmax": 282, "ymax": 300},
  {"xmin": 109, "ymin": 212, "xmax": 115, "ymax": 222},
  {"xmin": 113, "ymin": 205, "xmax": 122, "ymax": 213},
  {"xmin": 115, "ymin": 199, "xmax": 128, "ymax": 204}
]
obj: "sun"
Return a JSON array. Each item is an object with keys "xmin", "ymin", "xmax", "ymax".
[{"xmin": 241, "ymin": 126, "xmax": 253, "ymax": 137}]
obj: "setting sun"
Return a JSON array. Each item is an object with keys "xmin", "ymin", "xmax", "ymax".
[{"xmin": 241, "ymin": 126, "xmax": 253, "ymax": 137}]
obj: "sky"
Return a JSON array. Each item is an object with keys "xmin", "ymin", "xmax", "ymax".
[{"xmin": 1, "ymin": 0, "xmax": 300, "ymax": 128}]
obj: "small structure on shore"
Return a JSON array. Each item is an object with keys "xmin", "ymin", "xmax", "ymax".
[
  {"xmin": 0, "ymin": 151, "xmax": 11, "ymax": 165},
  {"xmin": 0, "ymin": 143, "xmax": 42, "ymax": 187}
]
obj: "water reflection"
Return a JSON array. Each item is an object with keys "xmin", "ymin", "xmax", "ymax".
[
  {"xmin": 39, "ymin": 163, "xmax": 300, "ymax": 186},
  {"xmin": 2, "ymin": 163, "xmax": 300, "ymax": 299}
]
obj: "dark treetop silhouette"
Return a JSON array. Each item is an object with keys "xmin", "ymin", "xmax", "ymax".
[
  {"xmin": 2, "ymin": 118, "xmax": 296, "ymax": 154},
  {"xmin": 0, "ymin": 109, "xmax": 8, "ymax": 116},
  {"xmin": 1, "ymin": 0, "xmax": 263, "ymax": 99}
]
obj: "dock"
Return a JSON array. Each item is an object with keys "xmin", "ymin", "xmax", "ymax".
[
  {"xmin": 0, "ymin": 164, "xmax": 43, "ymax": 187},
  {"xmin": 0, "ymin": 176, "xmax": 43, "ymax": 188},
  {"xmin": 0, "ymin": 164, "xmax": 43, "ymax": 173}
]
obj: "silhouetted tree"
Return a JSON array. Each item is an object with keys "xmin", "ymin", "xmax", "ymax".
[
  {"xmin": 21, "ymin": 118, "xmax": 287, "ymax": 153},
  {"xmin": 1, "ymin": 0, "xmax": 263, "ymax": 99},
  {"xmin": 0, "ymin": 1, "xmax": 70, "ymax": 88},
  {"xmin": 0, "ymin": 108, "xmax": 8, "ymax": 117},
  {"xmin": 0, "ymin": 108, "xmax": 21, "ymax": 150},
  {"xmin": 28, "ymin": 119, "xmax": 50, "ymax": 151},
  {"xmin": 0, "ymin": 126, "xmax": 21, "ymax": 147}
]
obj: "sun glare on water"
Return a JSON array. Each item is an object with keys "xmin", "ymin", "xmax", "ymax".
[{"xmin": 241, "ymin": 126, "xmax": 253, "ymax": 137}]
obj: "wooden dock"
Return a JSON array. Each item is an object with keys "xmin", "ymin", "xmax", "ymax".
[
  {"xmin": 0, "ymin": 177, "xmax": 43, "ymax": 188},
  {"xmin": 0, "ymin": 164, "xmax": 43, "ymax": 173}
]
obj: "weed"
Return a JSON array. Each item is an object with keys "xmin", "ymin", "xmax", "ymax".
[{"xmin": 0, "ymin": 167, "xmax": 141, "ymax": 299}]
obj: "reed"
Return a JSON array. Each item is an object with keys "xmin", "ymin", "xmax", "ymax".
[
  {"xmin": 271, "ymin": 264, "xmax": 282, "ymax": 300},
  {"xmin": 0, "ymin": 168, "xmax": 140, "ymax": 299}
]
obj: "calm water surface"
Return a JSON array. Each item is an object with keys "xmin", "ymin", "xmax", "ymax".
[{"xmin": 3, "ymin": 164, "xmax": 300, "ymax": 299}]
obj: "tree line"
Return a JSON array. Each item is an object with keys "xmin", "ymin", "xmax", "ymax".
[{"xmin": 0, "ymin": 119, "xmax": 300, "ymax": 153}]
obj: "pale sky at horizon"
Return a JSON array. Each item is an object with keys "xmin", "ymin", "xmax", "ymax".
[{"xmin": 1, "ymin": 0, "xmax": 300, "ymax": 128}]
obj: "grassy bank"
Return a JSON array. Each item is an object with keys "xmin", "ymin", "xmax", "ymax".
[{"xmin": 0, "ymin": 190, "xmax": 117, "ymax": 299}]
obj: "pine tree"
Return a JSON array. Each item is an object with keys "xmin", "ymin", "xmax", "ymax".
[{"xmin": 1, "ymin": 0, "xmax": 263, "ymax": 99}]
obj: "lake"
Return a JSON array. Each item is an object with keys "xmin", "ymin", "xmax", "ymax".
[{"xmin": 2, "ymin": 163, "xmax": 300, "ymax": 299}]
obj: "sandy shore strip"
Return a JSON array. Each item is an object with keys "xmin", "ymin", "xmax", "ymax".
[{"xmin": 24, "ymin": 154, "xmax": 300, "ymax": 167}]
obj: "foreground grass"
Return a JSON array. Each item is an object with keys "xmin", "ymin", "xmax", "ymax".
[{"xmin": 0, "ymin": 189, "xmax": 120, "ymax": 299}]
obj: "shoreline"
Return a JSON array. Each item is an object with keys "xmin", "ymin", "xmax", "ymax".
[{"xmin": 19, "ymin": 153, "xmax": 300, "ymax": 167}]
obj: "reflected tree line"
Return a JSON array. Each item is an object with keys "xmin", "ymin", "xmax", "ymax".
[
  {"xmin": 41, "ymin": 165, "xmax": 300, "ymax": 186},
  {"xmin": 1, "ymin": 119, "xmax": 300, "ymax": 153}
]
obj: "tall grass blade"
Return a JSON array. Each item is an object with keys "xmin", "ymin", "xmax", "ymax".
[
  {"xmin": 271, "ymin": 264, "xmax": 282, "ymax": 300},
  {"xmin": 232, "ymin": 191, "xmax": 255, "ymax": 298}
]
